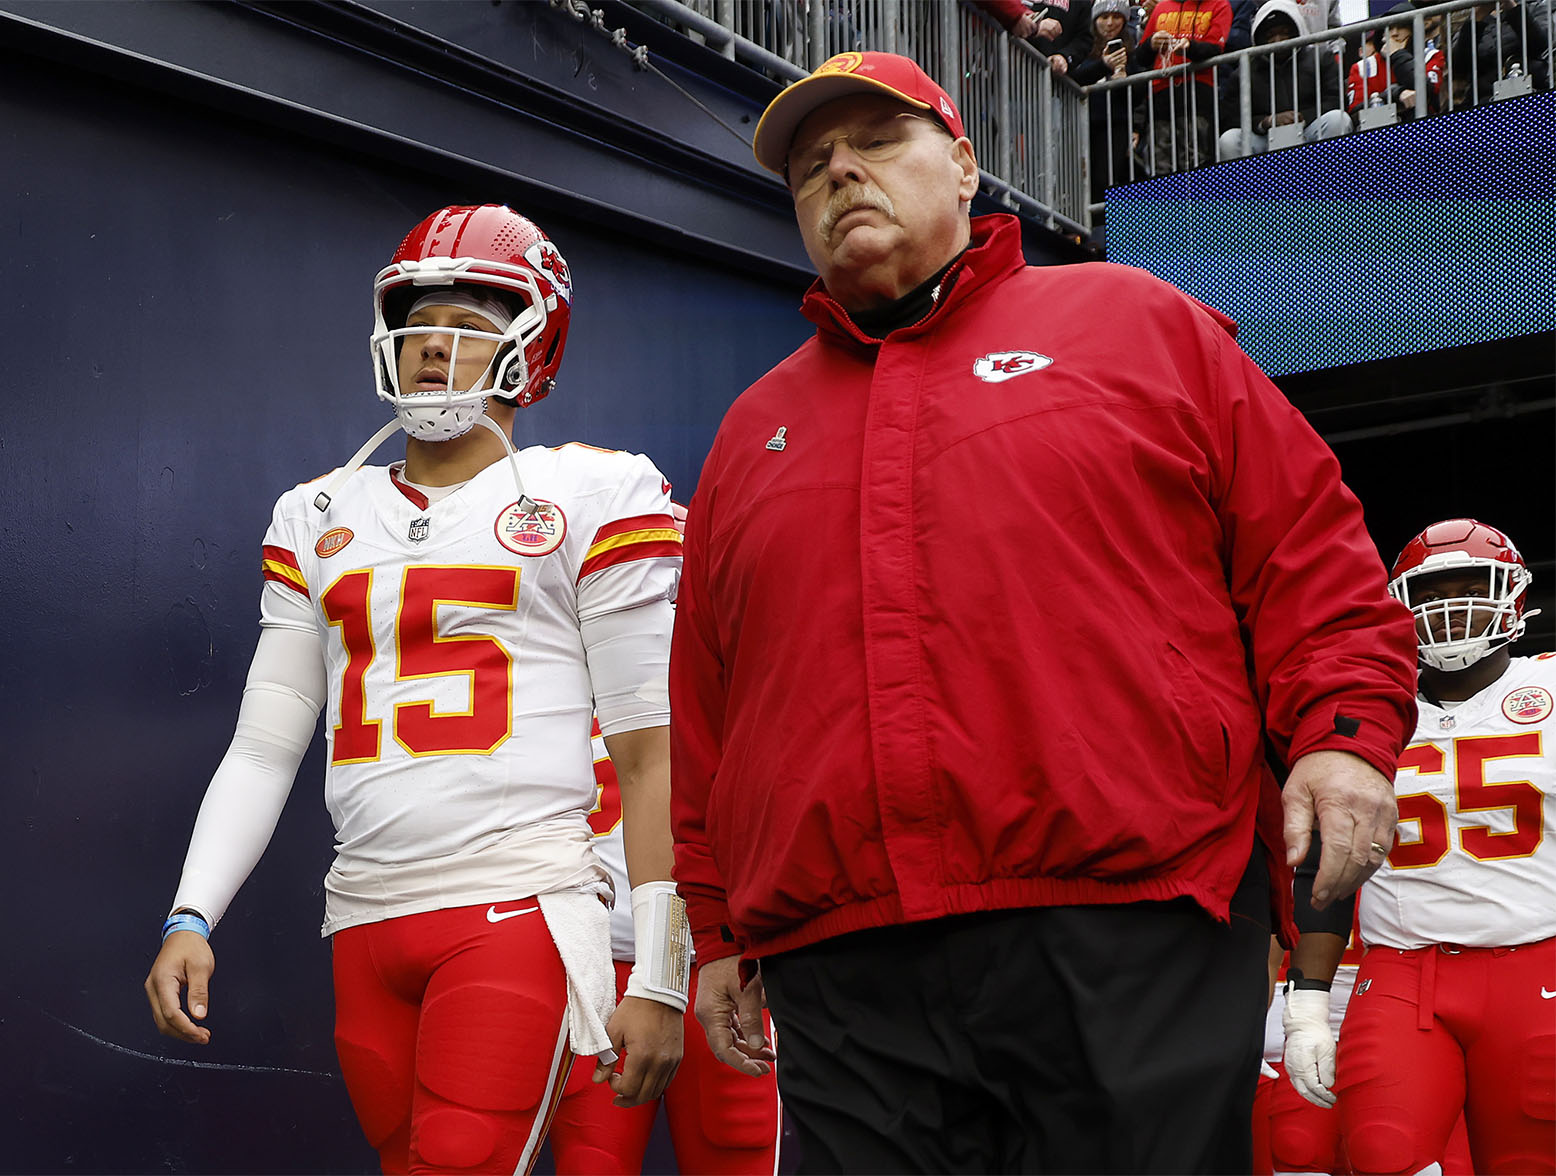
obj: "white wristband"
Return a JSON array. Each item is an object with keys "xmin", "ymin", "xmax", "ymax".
[{"xmin": 623, "ymin": 881, "xmax": 691, "ymax": 1013}]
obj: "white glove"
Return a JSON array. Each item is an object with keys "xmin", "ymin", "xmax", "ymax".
[{"xmin": 1282, "ymin": 987, "xmax": 1337, "ymax": 1108}]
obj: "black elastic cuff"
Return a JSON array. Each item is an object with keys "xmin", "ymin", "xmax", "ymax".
[{"xmin": 1286, "ymin": 967, "xmax": 1332, "ymax": 992}]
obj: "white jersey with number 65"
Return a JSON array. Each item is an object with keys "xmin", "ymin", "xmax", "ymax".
[{"xmin": 1360, "ymin": 653, "xmax": 1556, "ymax": 950}]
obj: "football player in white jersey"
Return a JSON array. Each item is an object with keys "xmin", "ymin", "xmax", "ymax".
[
  {"xmin": 143, "ymin": 204, "xmax": 688, "ymax": 1175},
  {"xmin": 547, "ymin": 506, "xmax": 784, "ymax": 1176},
  {"xmin": 1282, "ymin": 519, "xmax": 1556, "ymax": 1175}
]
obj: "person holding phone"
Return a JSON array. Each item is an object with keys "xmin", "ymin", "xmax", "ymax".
[
  {"xmin": 1073, "ymin": 0, "xmax": 1144, "ymax": 203},
  {"xmin": 973, "ymin": 0, "xmax": 1097, "ymax": 74}
]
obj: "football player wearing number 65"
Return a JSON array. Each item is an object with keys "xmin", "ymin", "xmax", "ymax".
[
  {"xmin": 1282, "ymin": 519, "xmax": 1556, "ymax": 1175},
  {"xmin": 142, "ymin": 204, "xmax": 687, "ymax": 1175}
]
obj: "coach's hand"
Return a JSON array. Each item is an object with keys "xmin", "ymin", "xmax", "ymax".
[
  {"xmin": 695, "ymin": 956, "xmax": 775, "ymax": 1077},
  {"xmin": 595, "ymin": 995, "xmax": 682, "ymax": 1107},
  {"xmin": 1282, "ymin": 749, "xmax": 1397, "ymax": 909},
  {"xmin": 1281, "ymin": 988, "xmax": 1338, "ymax": 1108},
  {"xmin": 145, "ymin": 932, "xmax": 215, "ymax": 1045}
]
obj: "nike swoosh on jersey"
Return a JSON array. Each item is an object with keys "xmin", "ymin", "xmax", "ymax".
[
  {"xmin": 486, "ymin": 904, "xmax": 541, "ymax": 923},
  {"xmin": 1542, "ymin": 987, "xmax": 1556, "ymax": 999}
]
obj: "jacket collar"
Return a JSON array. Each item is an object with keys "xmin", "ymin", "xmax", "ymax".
[{"xmin": 800, "ymin": 213, "xmax": 1028, "ymax": 347}]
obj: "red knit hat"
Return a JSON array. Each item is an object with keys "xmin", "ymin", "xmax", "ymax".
[{"xmin": 752, "ymin": 52, "xmax": 966, "ymax": 176}]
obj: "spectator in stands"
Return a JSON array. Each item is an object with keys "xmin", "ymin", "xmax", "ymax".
[
  {"xmin": 1449, "ymin": 0, "xmax": 1551, "ymax": 101},
  {"xmin": 974, "ymin": 0, "xmax": 1098, "ymax": 75},
  {"xmin": 1135, "ymin": 0, "xmax": 1232, "ymax": 171},
  {"xmin": 1074, "ymin": 0, "xmax": 1145, "ymax": 197},
  {"xmin": 1227, "ymin": 0, "xmax": 1260, "ymax": 50},
  {"xmin": 1218, "ymin": 0, "xmax": 1351, "ymax": 157},
  {"xmin": 1348, "ymin": 7, "xmax": 1446, "ymax": 115}
]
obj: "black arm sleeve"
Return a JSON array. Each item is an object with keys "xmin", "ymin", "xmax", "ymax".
[{"xmin": 1292, "ymin": 834, "xmax": 1358, "ymax": 937}]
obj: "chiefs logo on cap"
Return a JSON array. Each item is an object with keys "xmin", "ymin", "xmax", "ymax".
[{"xmin": 817, "ymin": 52, "xmax": 865, "ymax": 75}]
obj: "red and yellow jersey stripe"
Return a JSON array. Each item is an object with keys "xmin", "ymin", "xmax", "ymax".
[
  {"xmin": 262, "ymin": 544, "xmax": 310, "ymax": 598},
  {"xmin": 578, "ymin": 513, "xmax": 681, "ymax": 581}
]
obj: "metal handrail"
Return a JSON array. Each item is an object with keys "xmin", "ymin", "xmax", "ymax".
[
  {"xmin": 1087, "ymin": 0, "xmax": 1552, "ymax": 206},
  {"xmin": 626, "ymin": 0, "xmax": 1093, "ymax": 233}
]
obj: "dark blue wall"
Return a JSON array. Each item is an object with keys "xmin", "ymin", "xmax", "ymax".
[
  {"xmin": 0, "ymin": 6, "xmax": 813, "ymax": 1171},
  {"xmin": 0, "ymin": 3, "xmax": 1081, "ymax": 1169}
]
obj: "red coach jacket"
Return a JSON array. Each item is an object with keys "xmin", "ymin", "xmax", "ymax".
[{"xmin": 670, "ymin": 215, "xmax": 1418, "ymax": 965}]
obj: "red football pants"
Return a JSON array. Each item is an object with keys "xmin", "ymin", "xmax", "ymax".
[
  {"xmin": 1337, "ymin": 938, "xmax": 1556, "ymax": 1175},
  {"xmin": 1254, "ymin": 1063, "xmax": 1474, "ymax": 1176},
  {"xmin": 548, "ymin": 962, "xmax": 781, "ymax": 1175},
  {"xmin": 332, "ymin": 901, "xmax": 574, "ymax": 1175},
  {"xmin": 1254, "ymin": 1063, "xmax": 1347, "ymax": 1174}
]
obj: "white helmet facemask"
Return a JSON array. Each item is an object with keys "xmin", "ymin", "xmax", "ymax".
[
  {"xmin": 313, "ymin": 282, "xmax": 547, "ymax": 518},
  {"xmin": 374, "ymin": 290, "xmax": 522, "ymax": 442},
  {"xmin": 1390, "ymin": 559, "xmax": 1536, "ymax": 672}
]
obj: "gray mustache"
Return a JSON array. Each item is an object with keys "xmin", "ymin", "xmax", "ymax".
[{"xmin": 820, "ymin": 188, "xmax": 896, "ymax": 243}]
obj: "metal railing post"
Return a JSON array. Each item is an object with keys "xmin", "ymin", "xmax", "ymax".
[
  {"xmin": 1038, "ymin": 63, "xmax": 1055, "ymax": 226},
  {"xmin": 1238, "ymin": 54, "xmax": 1253, "ymax": 155},
  {"xmin": 939, "ymin": 1, "xmax": 960, "ymax": 109},
  {"xmin": 808, "ymin": 0, "xmax": 827, "ymax": 69},
  {"xmin": 997, "ymin": 33, "xmax": 1014, "ymax": 187},
  {"xmin": 716, "ymin": 0, "xmax": 735, "ymax": 58},
  {"xmin": 883, "ymin": 0, "xmax": 898, "ymax": 55}
]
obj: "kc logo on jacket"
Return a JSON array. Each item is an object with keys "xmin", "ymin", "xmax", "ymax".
[{"xmin": 973, "ymin": 350, "xmax": 1053, "ymax": 383}]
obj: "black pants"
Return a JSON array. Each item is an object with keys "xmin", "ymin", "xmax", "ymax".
[{"xmin": 762, "ymin": 852, "xmax": 1270, "ymax": 1174}]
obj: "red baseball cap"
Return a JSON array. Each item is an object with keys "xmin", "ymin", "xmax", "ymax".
[{"xmin": 752, "ymin": 51, "xmax": 966, "ymax": 177}]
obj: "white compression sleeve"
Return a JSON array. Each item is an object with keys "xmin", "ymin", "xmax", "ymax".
[
  {"xmin": 581, "ymin": 597, "xmax": 673, "ymax": 736},
  {"xmin": 167, "ymin": 626, "xmax": 326, "ymax": 928}
]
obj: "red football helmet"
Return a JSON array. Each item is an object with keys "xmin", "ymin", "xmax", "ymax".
[
  {"xmin": 1388, "ymin": 518, "xmax": 1536, "ymax": 671},
  {"xmin": 371, "ymin": 205, "xmax": 573, "ymax": 440}
]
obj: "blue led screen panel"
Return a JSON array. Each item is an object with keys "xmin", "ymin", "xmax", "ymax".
[{"xmin": 1104, "ymin": 92, "xmax": 1556, "ymax": 377}]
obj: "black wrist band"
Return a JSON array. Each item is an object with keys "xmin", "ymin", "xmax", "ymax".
[{"xmin": 1286, "ymin": 967, "xmax": 1332, "ymax": 992}]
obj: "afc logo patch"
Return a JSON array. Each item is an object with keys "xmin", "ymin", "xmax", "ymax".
[
  {"xmin": 973, "ymin": 350, "xmax": 1053, "ymax": 383},
  {"xmin": 495, "ymin": 499, "xmax": 567, "ymax": 557},
  {"xmin": 1502, "ymin": 686, "xmax": 1553, "ymax": 724}
]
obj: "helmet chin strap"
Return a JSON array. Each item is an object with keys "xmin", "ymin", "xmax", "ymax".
[
  {"xmin": 472, "ymin": 412, "xmax": 540, "ymax": 516},
  {"xmin": 313, "ymin": 412, "xmax": 537, "ymax": 516}
]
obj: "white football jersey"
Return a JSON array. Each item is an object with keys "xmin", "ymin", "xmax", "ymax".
[
  {"xmin": 259, "ymin": 443, "xmax": 680, "ymax": 935},
  {"xmin": 1360, "ymin": 653, "xmax": 1556, "ymax": 950}
]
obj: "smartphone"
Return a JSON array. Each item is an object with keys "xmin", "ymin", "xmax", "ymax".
[{"xmin": 1105, "ymin": 37, "xmax": 1125, "ymax": 52}]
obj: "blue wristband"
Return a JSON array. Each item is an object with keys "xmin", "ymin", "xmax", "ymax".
[{"xmin": 161, "ymin": 912, "xmax": 211, "ymax": 941}]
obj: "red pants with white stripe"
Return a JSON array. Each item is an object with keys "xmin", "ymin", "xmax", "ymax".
[
  {"xmin": 548, "ymin": 962, "xmax": 782, "ymax": 1175},
  {"xmin": 332, "ymin": 901, "xmax": 574, "ymax": 1175},
  {"xmin": 1337, "ymin": 938, "xmax": 1556, "ymax": 1175}
]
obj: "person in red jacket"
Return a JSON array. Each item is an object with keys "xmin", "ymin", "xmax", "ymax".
[
  {"xmin": 1134, "ymin": 0, "xmax": 1232, "ymax": 170},
  {"xmin": 671, "ymin": 50, "xmax": 1417, "ymax": 1173}
]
